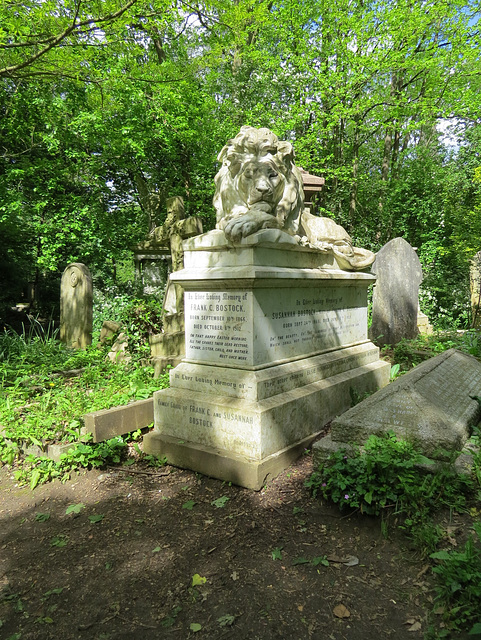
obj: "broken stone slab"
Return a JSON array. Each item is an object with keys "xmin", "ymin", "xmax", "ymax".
[
  {"xmin": 99, "ymin": 320, "xmax": 122, "ymax": 344},
  {"xmin": 0, "ymin": 427, "xmax": 76, "ymax": 462},
  {"xmin": 313, "ymin": 349, "xmax": 481, "ymax": 466}
]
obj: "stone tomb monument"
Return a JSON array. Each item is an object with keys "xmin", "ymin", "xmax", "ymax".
[
  {"xmin": 143, "ymin": 127, "xmax": 390, "ymax": 488},
  {"xmin": 313, "ymin": 349, "xmax": 481, "ymax": 466},
  {"xmin": 370, "ymin": 237, "xmax": 423, "ymax": 346},
  {"xmin": 60, "ymin": 262, "xmax": 93, "ymax": 349}
]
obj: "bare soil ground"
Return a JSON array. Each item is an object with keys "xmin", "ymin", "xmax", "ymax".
[{"xmin": 0, "ymin": 443, "xmax": 451, "ymax": 640}]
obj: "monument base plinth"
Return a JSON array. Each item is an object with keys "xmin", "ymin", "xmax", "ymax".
[
  {"xmin": 144, "ymin": 349, "xmax": 389, "ymax": 489},
  {"xmin": 143, "ymin": 431, "xmax": 321, "ymax": 490}
]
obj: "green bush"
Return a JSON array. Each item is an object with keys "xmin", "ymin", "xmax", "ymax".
[
  {"xmin": 306, "ymin": 432, "xmax": 437, "ymax": 516},
  {"xmin": 0, "ymin": 326, "xmax": 170, "ymax": 487},
  {"xmin": 306, "ymin": 433, "xmax": 474, "ymax": 547}
]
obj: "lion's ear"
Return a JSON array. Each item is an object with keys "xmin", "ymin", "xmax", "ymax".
[
  {"xmin": 224, "ymin": 151, "xmax": 242, "ymax": 177},
  {"xmin": 276, "ymin": 141, "xmax": 294, "ymax": 166}
]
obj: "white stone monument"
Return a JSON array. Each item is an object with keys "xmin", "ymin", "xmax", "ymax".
[{"xmin": 143, "ymin": 127, "xmax": 390, "ymax": 488}]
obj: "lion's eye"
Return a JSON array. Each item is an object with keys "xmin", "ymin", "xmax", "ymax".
[
  {"xmin": 269, "ymin": 171, "xmax": 278, "ymax": 179},
  {"xmin": 244, "ymin": 171, "xmax": 253, "ymax": 179}
]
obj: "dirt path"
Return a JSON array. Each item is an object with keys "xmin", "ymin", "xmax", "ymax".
[{"xmin": 1, "ymin": 450, "xmax": 432, "ymax": 639}]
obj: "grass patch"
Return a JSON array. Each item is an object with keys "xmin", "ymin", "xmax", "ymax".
[{"xmin": 0, "ymin": 328, "xmax": 169, "ymax": 487}]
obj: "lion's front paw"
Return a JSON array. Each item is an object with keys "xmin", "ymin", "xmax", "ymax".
[{"xmin": 224, "ymin": 215, "xmax": 262, "ymax": 243}]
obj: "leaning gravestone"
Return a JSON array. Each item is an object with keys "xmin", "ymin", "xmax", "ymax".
[
  {"xmin": 143, "ymin": 126, "xmax": 390, "ymax": 489},
  {"xmin": 470, "ymin": 251, "xmax": 481, "ymax": 329},
  {"xmin": 60, "ymin": 263, "xmax": 93, "ymax": 349},
  {"xmin": 370, "ymin": 237, "xmax": 423, "ymax": 346},
  {"xmin": 313, "ymin": 349, "xmax": 481, "ymax": 466}
]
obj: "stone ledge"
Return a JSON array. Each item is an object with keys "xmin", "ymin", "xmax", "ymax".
[
  {"xmin": 83, "ymin": 398, "xmax": 154, "ymax": 443},
  {"xmin": 143, "ymin": 430, "xmax": 322, "ymax": 490}
]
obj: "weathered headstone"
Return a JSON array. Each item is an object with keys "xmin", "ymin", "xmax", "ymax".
[
  {"xmin": 313, "ymin": 349, "xmax": 481, "ymax": 466},
  {"xmin": 370, "ymin": 237, "xmax": 423, "ymax": 346},
  {"xmin": 144, "ymin": 127, "xmax": 390, "ymax": 489},
  {"xmin": 470, "ymin": 251, "xmax": 481, "ymax": 329},
  {"xmin": 132, "ymin": 238, "xmax": 170, "ymax": 298},
  {"xmin": 60, "ymin": 263, "xmax": 92, "ymax": 349}
]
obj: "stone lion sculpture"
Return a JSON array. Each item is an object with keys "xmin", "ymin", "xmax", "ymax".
[
  {"xmin": 300, "ymin": 211, "xmax": 375, "ymax": 271},
  {"xmin": 213, "ymin": 126, "xmax": 304, "ymax": 243},
  {"xmin": 213, "ymin": 125, "xmax": 375, "ymax": 270}
]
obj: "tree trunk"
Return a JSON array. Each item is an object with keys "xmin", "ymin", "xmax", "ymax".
[{"xmin": 349, "ymin": 121, "xmax": 360, "ymax": 233}]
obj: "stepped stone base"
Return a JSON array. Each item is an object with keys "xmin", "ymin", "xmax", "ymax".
[{"xmin": 144, "ymin": 344, "xmax": 390, "ymax": 489}]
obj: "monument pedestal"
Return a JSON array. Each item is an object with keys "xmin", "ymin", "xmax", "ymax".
[{"xmin": 143, "ymin": 230, "xmax": 390, "ymax": 489}]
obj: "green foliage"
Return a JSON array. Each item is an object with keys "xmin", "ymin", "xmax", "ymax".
[
  {"xmin": 271, "ymin": 547, "xmax": 283, "ymax": 561},
  {"xmin": 306, "ymin": 432, "xmax": 474, "ymax": 554},
  {"xmin": 7, "ymin": 436, "xmax": 128, "ymax": 489},
  {"xmin": 385, "ymin": 330, "xmax": 481, "ymax": 376},
  {"xmin": 65, "ymin": 503, "xmax": 85, "ymax": 515},
  {"xmin": 217, "ymin": 614, "xmax": 235, "ymax": 627},
  {"xmin": 92, "ymin": 290, "xmax": 164, "ymax": 356},
  {"xmin": 430, "ymin": 523, "xmax": 481, "ymax": 636},
  {"xmin": 191, "ymin": 574, "xmax": 206, "ymax": 587},
  {"xmin": 211, "ymin": 495, "xmax": 230, "ymax": 508},
  {"xmin": 1, "ymin": 0, "xmax": 480, "ymax": 327},
  {"xmin": 306, "ymin": 433, "xmax": 434, "ymax": 516},
  {"xmin": 0, "ymin": 324, "xmax": 170, "ymax": 487}
]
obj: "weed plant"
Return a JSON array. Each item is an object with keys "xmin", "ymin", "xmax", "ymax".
[
  {"xmin": 306, "ymin": 432, "xmax": 474, "ymax": 545},
  {"xmin": 307, "ymin": 432, "xmax": 481, "ymax": 636},
  {"xmin": 387, "ymin": 329, "xmax": 481, "ymax": 372},
  {"xmin": 429, "ymin": 523, "xmax": 481, "ymax": 637}
]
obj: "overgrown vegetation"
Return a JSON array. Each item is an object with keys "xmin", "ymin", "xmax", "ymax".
[
  {"xmin": 306, "ymin": 330, "xmax": 481, "ymax": 640},
  {"xmin": 0, "ymin": 316, "xmax": 169, "ymax": 489},
  {"xmin": 307, "ymin": 433, "xmax": 481, "ymax": 636},
  {"xmin": 383, "ymin": 329, "xmax": 481, "ymax": 373},
  {"xmin": 306, "ymin": 329, "xmax": 481, "ymax": 636},
  {"xmin": 430, "ymin": 524, "xmax": 481, "ymax": 637}
]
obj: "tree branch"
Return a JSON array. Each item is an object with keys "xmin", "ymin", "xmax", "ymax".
[{"xmin": 0, "ymin": 0, "xmax": 139, "ymax": 77}]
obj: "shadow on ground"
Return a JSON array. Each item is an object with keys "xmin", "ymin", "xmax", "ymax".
[{"xmin": 1, "ymin": 451, "xmax": 432, "ymax": 639}]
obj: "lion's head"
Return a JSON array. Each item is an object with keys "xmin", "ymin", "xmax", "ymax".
[{"xmin": 213, "ymin": 126, "xmax": 304, "ymax": 242}]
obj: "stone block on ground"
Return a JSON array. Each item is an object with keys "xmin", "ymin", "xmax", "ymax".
[
  {"xmin": 313, "ymin": 349, "xmax": 481, "ymax": 467},
  {"xmin": 417, "ymin": 310, "xmax": 433, "ymax": 335},
  {"xmin": 99, "ymin": 320, "xmax": 121, "ymax": 344},
  {"xmin": 107, "ymin": 332, "xmax": 131, "ymax": 364},
  {"xmin": 83, "ymin": 398, "xmax": 154, "ymax": 442}
]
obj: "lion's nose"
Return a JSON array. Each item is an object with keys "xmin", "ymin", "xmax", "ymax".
[{"xmin": 255, "ymin": 180, "xmax": 271, "ymax": 194}]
